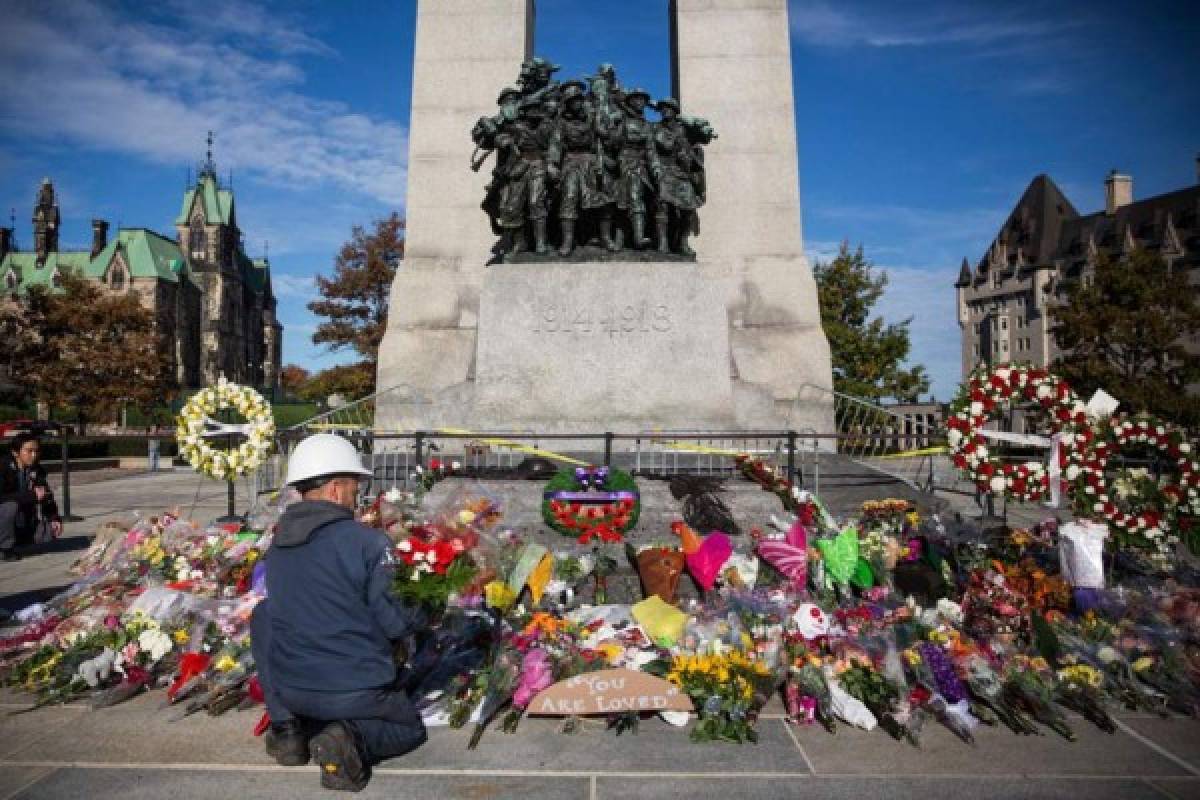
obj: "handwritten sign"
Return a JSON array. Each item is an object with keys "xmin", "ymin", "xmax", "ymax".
[{"xmin": 527, "ymin": 668, "xmax": 693, "ymax": 717}]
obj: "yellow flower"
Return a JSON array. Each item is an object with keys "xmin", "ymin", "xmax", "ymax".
[
  {"xmin": 484, "ymin": 581, "xmax": 516, "ymax": 611},
  {"xmin": 245, "ymin": 550, "xmax": 260, "ymax": 564},
  {"xmin": 172, "ymin": 629, "xmax": 191, "ymax": 645},
  {"xmin": 1132, "ymin": 656, "xmax": 1154, "ymax": 673},
  {"xmin": 214, "ymin": 655, "xmax": 237, "ymax": 672},
  {"xmin": 1029, "ymin": 657, "xmax": 1050, "ymax": 672}
]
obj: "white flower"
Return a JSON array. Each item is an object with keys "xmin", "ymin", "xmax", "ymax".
[
  {"xmin": 989, "ymin": 476, "xmax": 1006, "ymax": 493},
  {"xmin": 969, "ymin": 401, "xmax": 984, "ymax": 416},
  {"xmin": 947, "ymin": 430, "xmax": 963, "ymax": 448},
  {"xmin": 1065, "ymin": 465, "xmax": 1081, "ymax": 481},
  {"xmin": 1181, "ymin": 443, "xmax": 1192, "ymax": 454},
  {"xmin": 397, "ymin": 540, "xmax": 412, "ymax": 552},
  {"xmin": 138, "ymin": 629, "xmax": 173, "ymax": 662},
  {"xmin": 385, "ymin": 488, "xmax": 404, "ymax": 504}
]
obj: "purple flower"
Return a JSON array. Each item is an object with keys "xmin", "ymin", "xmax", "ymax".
[{"xmin": 919, "ymin": 642, "xmax": 967, "ymax": 704}]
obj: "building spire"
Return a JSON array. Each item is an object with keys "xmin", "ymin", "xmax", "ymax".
[{"xmin": 200, "ymin": 130, "xmax": 217, "ymax": 180}]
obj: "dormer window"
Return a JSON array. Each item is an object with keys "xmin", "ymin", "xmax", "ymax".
[
  {"xmin": 51, "ymin": 269, "xmax": 62, "ymax": 288},
  {"xmin": 111, "ymin": 268, "xmax": 124, "ymax": 290},
  {"xmin": 4, "ymin": 271, "xmax": 16, "ymax": 290}
]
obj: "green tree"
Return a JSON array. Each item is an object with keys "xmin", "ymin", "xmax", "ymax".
[
  {"xmin": 1050, "ymin": 251, "xmax": 1200, "ymax": 427},
  {"xmin": 307, "ymin": 213, "xmax": 404, "ymax": 396},
  {"xmin": 17, "ymin": 270, "xmax": 170, "ymax": 429},
  {"xmin": 297, "ymin": 363, "xmax": 376, "ymax": 405},
  {"xmin": 814, "ymin": 242, "xmax": 930, "ymax": 402},
  {"xmin": 279, "ymin": 364, "xmax": 310, "ymax": 400}
]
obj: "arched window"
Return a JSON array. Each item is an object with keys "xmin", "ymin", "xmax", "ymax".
[
  {"xmin": 189, "ymin": 215, "xmax": 207, "ymax": 260},
  {"xmin": 110, "ymin": 268, "xmax": 124, "ymax": 290}
]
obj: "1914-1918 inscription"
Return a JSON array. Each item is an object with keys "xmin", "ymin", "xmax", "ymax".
[{"xmin": 532, "ymin": 297, "xmax": 671, "ymax": 335}]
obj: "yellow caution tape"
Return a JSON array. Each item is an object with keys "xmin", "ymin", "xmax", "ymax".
[
  {"xmin": 876, "ymin": 446, "xmax": 948, "ymax": 459},
  {"xmin": 434, "ymin": 427, "xmax": 590, "ymax": 466},
  {"xmin": 652, "ymin": 440, "xmax": 747, "ymax": 457}
]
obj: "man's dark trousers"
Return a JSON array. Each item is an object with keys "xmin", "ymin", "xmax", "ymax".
[
  {"xmin": 275, "ymin": 684, "xmax": 427, "ymax": 764},
  {"xmin": 250, "ymin": 599, "xmax": 426, "ymax": 763}
]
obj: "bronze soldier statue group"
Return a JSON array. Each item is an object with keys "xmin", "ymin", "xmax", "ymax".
[{"xmin": 472, "ymin": 58, "xmax": 717, "ymax": 260}]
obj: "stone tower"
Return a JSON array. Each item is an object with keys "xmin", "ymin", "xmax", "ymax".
[
  {"xmin": 32, "ymin": 178, "xmax": 60, "ymax": 264},
  {"xmin": 175, "ymin": 134, "xmax": 246, "ymax": 385}
]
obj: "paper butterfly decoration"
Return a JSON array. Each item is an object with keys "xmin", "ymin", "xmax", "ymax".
[
  {"xmin": 817, "ymin": 527, "xmax": 860, "ymax": 586},
  {"xmin": 686, "ymin": 531, "xmax": 733, "ymax": 591},
  {"xmin": 756, "ymin": 519, "xmax": 808, "ymax": 591}
]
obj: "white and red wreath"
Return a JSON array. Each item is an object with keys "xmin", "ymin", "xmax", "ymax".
[
  {"xmin": 1067, "ymin": 414, "xmax": 1200, "ymax": 556},
  {"xmin": 946, "ymin": 363, "xmax": 1090, "ymax": 503}
]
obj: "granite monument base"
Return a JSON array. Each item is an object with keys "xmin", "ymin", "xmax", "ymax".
[{"xmin": 375, "ymin": 261, "xmax": 834, "ymax": 440}]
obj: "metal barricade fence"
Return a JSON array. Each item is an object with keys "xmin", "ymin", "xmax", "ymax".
[{"xmin": 632, "ymin": 431, "xmax": 787, "ymax": 477}]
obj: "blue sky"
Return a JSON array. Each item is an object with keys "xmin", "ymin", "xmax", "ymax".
[{"xmin": 1, "ymin": 0, "xmax": 1198, "ymax": 400}]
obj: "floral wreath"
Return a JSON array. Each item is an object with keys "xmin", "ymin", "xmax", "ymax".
[
  {"xmin": 542, "ymin": 467, "xmax": 640, "ymax": 544},
  {"xmin": 1068, "ymin": 414, "xmax": 1199, "ymax": 558},
  {"xmin": 946, "ymin": 363, "xmax": 1089, "ymax": 503},
  {"xmin": 176, "ymin": 378, "xmax": 275, "ymax": 480}
]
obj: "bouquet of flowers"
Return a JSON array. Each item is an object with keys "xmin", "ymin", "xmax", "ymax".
[
  {"xmin": 1003, "ymin": 655, "xmax": 1076, "ymax": 740},
  {"xmin": 1055, "ymin": 662, "xmax": 1116, "ymax": 733},
  {"xmin": 665, "ymin": 650, "xmax": 775, "ymax": 743},
  {"xmin": 835, "ymin": 659, "xmax": 921, "ymax": 746},
  {"xmin": 394, "ymin": 535, "xmax": 478, "ymax": 609},
  {"xmin": 961, "ymin": 654, "xmax": 1039, "ymax": 735}
]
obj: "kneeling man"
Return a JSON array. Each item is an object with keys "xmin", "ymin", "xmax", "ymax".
[{"xmin": 252, "ymin": 434, "xmax": 426, "ymax": 791}]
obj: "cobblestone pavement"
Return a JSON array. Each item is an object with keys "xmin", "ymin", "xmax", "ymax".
[{"xmin": 0, "ymin": 469, "xmax": 1196, "ymax": 799}]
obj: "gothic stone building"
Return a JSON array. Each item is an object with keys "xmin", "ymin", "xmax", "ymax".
[
  {"xmin": 0, "ymin": 168, "xmax": 282, "ymax": 393},
  {"xmin": 956, "ymin": 162, "xmax": 1200, "ymax": 380}
]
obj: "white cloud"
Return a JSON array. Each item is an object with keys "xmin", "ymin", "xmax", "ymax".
[
  {"xmin": 0, "ymin": 0, "xmax": 406, "ymax": 205},
  {"xmin": 790, "ymin": 1, "xmax": 1084, "ymax": 55},
  {"xmin": 874, "ymin": 264, "xmax": 963, "ymax": 401},
  {"xmin": 271, "ymin": 273, "xmax": 317, "ymax": 300}
]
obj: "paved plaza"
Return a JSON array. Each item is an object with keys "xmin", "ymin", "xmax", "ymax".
[{"xmin": 0, "ymin": 469, "xmax": 1197, "ymax": 799}]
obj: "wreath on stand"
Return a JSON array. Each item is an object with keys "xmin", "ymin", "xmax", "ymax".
[
  {"xmin": 946, "ymin": 363, "xmax": 1089, "ymax": 503},
  {"xmin": 176, "ymin": 379, "xmax": 275, "ymax": 480},
  {"xmin": 1067, "ymin": 414, "xmax": 1200, "ymax": 560},
  {"xmin": 542, "ymin": 466, "xmax": 640, "ymax": 545}
]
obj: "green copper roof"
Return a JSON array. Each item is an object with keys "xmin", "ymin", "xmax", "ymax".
[
  {"xmin": 175, "ymin": 172, "xmax": 235, "ymax": 226},
  {"xmin": 0, "ymin": 228, "xmax": 197, "ymax": 293}
]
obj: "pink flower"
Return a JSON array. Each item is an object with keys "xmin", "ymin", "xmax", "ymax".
[
  {"xmin": 120, "ymin": 642, "xmax": 140, "ymax": 664},
  {"xmin": 512, "ymin": 648, "xmax": 555, "ymax": 709}
]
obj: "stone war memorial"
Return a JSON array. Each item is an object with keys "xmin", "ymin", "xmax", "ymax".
[{"xmin": 376, "ymin": 0, "xmax": 834, "ymax": 437}]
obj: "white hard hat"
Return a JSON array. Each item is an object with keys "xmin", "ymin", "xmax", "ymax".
[{"xmin": 285, "ymin": 433, "xmax": 373, "ymax": 486}]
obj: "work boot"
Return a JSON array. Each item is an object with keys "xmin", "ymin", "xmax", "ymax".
[
  {"xmin": 264, "ymin": 719, "xmax": 310, "ymax": 766},
  {"xmin": 655, "ymin": 215, "xmax": 670, "ymax": 254},
  {"xmin": 558, "ymin": 220, "xmax": 575, "ymax": 256},
  {"xmin": 599, "ymin": 217, "xmax": 619, "ymax": 251},
  {"xmin": 533, "ymin": 219, "xmax": 550, "ymax": 254},
  {"xmin": 310, "ymin": 721, "xmax": 369, "ymax": 792},
  {"xmin": 631, "ymin": 213, "xmax": 650, "ymax": 249}
]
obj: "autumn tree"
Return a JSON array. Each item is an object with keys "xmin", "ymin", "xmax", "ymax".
[
  {"xmin": 279, "ymin": 364, "xmax": 311, "ymax": 399},
  {"xmin": 307, "ymin": 213, "xmax": 404, "ymax": 397},
  {"xmin": 1051, "ymin": 251, "xmax": 1200, "ymax": 427},
  {"xmin": 814, "ymin": 242, "xmax": 930, "ymax": 403},
  {"xmin": 17, "ymin": 271, "xmax": 171, "ymax": 429},
  {"xmin": 297, "ymin": 363, "xmax": 376, "ymax": 405}
]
